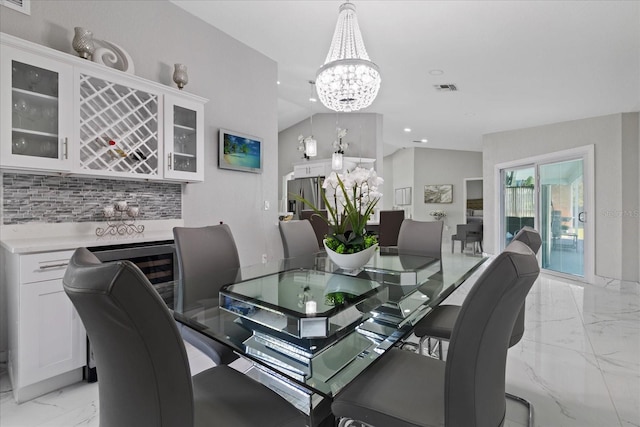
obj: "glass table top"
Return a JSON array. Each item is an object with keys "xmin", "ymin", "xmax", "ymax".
[{"xmin": 173, "ymin": 251, "xmax": 489, "ymax": 398}]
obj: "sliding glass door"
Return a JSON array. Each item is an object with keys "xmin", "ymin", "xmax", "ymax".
[
  {"xmin": 501, "ymin": 166, "xmax": 535, "ymax": 248},
  {"xmin": 500, "ymin": 154, "xmax": 589, "ymax": 280},
  {"xmin": 539, "ymin": 159, "xmax": 584, "ymax": 277}
]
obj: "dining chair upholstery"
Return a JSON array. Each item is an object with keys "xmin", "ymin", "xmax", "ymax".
[
  {"xmin": 397, "ymin": 219, "xmax": 444, "ymax": 298},
  {"xmin": 63, "ymin": 247, "xmax": 305, "ymax": 427},
  {"xmin": 412, "ymin": 227, "xmax": 542, "ymax": 426},
  {"xmin": 279, "ymin": 219, "xmax": 321, "ymax": 258},
  {"xmin": 397, "ymin": 219, "xmax": 444, "ymax": 260},
  {"xmin": 332, "ymin": 240, "xmax": 540, "ymax": 427},
  {"xmin": 378, "ymin": 210, "xmax": 405, "ymax": 248},
  {"xmin": 301, "ymin": 209, "xmax": 329, "ymax": 249},
  {"xmin": 415, "ymin": 226, "xmax": 542, "ymax": 354},
  {"xmin": 173, "ymin": 224, "xmax": 241, "ymax": 365},
  {"xmin": 451, "ymin": 223, "xmax": 483, "ymax": 254}
]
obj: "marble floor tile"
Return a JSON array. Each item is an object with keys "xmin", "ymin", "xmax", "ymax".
[
  {"xmin": 523, "ymin": 276, "xmax": 595, "ymax": 354},
  {"xmin": 507, "ymin": 339, "xmax": 622, "ymax": 427},
  {"xmin": 596, "ymin": 356, "xmax": 640, "ymax": 427},
  {"xmin": 0, "ymin": 378, "xmax": 98, "ymax": 427}
]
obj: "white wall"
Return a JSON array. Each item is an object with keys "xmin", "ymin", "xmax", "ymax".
[
  {"xmin": 384, "ymin": 148, "xmax": 415, "ymax": 216},
  {"xmin": 483, "ymin": 113, "xmax": 640, "ymax": 282},
  {"xmin": 0, "ymin": 0, "xmax": 279, "ymax": 267},
  {"xmin": 384, "ymin": 147, "xmax": 483, "ymax": 242}
]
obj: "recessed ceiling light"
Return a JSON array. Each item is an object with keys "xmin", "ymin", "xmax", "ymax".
[
  {"xmin": 412, "ymin": 139, "xmax": 428, "ymax": 143},
  {"xmin": 404, "ymin": 128, "xmax": 411, "ymax": 133},
  {"xmin": 429, "ymin": 69, "xmax": 444, "ymax": 76},
  {"xmin": 309, "ymin": 96, "xmax": 317, "ymax": 102},
  {"xmin": 276, "ymin": 80, "xmax": 281, "ymax": 85}
]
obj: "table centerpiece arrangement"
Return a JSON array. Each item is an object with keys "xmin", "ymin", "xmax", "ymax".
[{"xmin": 297, "ymin": 167, "xmax": 383, "ymax": 271}]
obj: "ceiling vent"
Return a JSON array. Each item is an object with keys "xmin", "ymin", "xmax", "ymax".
[
  {"xmin": 434, "ymin": 84, "xmax": 458, "ymax": 92},
  {"xmin": 1, "ymin": 0, "xmax": 30, "ymax": 15}
]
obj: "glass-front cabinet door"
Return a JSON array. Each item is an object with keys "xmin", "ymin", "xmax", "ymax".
[
  {"xmin": 0, "ymin": 46, "xmax": 73, "ymax": 171},
  {"xmin": 164, "ymin": 95, "xmax": 204, "ymax": 181}
]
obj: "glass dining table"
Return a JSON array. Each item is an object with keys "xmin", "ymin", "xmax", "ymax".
[{"xmin": 172, "ymin": 250, "xmax": 488, "ymax": 426}]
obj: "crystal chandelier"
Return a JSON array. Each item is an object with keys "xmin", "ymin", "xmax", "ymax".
[{"xmin": 316, "ymin": 2, "xmax": 381, "ymax": 113}]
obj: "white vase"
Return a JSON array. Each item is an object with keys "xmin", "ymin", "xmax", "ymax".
[{"xmin": 323, "ymin": 240, "xmax": 378, "ymax": 271}]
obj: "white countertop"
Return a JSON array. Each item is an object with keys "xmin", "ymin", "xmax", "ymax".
[{"xmin": 0, "ymin": 220, "xmax": 182, "ymax": 254}]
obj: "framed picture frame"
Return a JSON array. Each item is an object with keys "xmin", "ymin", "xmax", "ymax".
[
  {"xmin": 394, "ymin": 187, "xmax": 412, "ymax": 205},
  {"xmin": 219, "ymin": 128, "xmax": 263, "ymax": 173},
  {"xmin": 424, "ymin": 184, "xmax": 453, "ymax": 203}
]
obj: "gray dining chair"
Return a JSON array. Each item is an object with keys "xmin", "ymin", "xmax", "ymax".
[
  {"xmin": 301, "ymin": 209, "xmax": 329, "ymax": 249},
  {"xmin": 378, "ymin": 209, "xmax": 405, "ymax": 249},
  {"xmin": 63, "ymin": 247, "xmax": 306, "ymax": 427},
  {"xmin": 397, "ymin": 219, "xmax": 444, "ymax": 259},
  {"xmin": 397, "ymin": 219, "xmax": 444, "ymax": 299},
  {"xmin": 331, "ymin": 240, "xmax": 540, "ymax": 427},
  {"xmin": 173, "ymin": 224, "xmax": 242, "ymax": 365},
  {"xmin": 279, "ymin": 219, "xmax": 321, "ymax": 258},
  {"xmin": 412, "ymin": 226, "xmax": 542, "ymax": 426},
  {"xmin": 451, "ymin": 223, "xmax": 483, "ymax": 254}
]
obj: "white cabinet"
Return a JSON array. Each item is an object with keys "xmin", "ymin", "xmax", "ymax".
[
  {"xmin": 2, "ymin": 249, "xmax": 86, "ymax": 403},
  {"xmin": 1, "ymin": 32, "xmax": 207, "ymax": 183},
  {"xmin": 293, "ymin": 157, "xmax": 377, "ymax": 178},
  {"xmin": 294, "ymin": 161, "xmax": 330, "ymax": 178},
  {"xmin": 163, "ymin": 94, "xmax": 204, "ymax": 182},
  {"xmin": 0, "ymin": 44, "xmax": 73, "ymax": 172}
]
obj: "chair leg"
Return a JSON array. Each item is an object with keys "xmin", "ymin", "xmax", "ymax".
[
  {"xmin": 451, "ymin": 239, "xmax": 455, "ymax": 253},
  {"xmin": 460, "ymin": 240, "xmax": 465, "ymax": 253},
  {"xmin": 506, "ymin": 392, "xmax": 534, "ymax": 427},
  {"xmin": 419, "ymin": 335, "xmax": 429, "ymax": 355}
]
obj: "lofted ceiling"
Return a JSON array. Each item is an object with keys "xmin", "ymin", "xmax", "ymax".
[{"xmin": 171, "ymin": 1, "xmax": 640, "ymax": 156}]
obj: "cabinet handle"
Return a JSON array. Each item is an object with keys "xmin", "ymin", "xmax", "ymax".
[
  {"xmin": 39, "ymin": 263, "xmax": 68, "ymax": 270},
  {"xmin": 168, "ymin": 153, "xmax": 172, "ymax": 170},
  {"xmin": 63, "ymin": 137, "xmax": 68, "ymax": 159}
]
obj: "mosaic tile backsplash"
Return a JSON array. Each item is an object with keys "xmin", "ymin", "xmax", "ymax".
[{"xmin": 2, "ymin": 173, "xmax": 181, "ymax": 225}]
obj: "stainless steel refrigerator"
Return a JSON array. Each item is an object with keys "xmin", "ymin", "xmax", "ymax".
[{"xmin": 287, "ymin": 177, "xmax": 325, "ymax": 219}]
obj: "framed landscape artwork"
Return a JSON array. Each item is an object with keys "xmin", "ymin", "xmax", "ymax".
[
  {"xmin": 424, "ymin": 184, "xmax": 453, "ymax": 203},
  {"xmin": 219, "ymin": 129, "xmax": 263, "ymax": 173}
]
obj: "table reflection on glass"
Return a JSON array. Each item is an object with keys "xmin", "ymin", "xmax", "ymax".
[{"xmin": 172, "ymin": 251, "xmax": 488, "ymax": 425}]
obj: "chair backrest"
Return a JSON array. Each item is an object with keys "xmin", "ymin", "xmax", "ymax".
[
  {"xmin": 173, "ymin": 224, "xmax": 241, "ymax": 311},
  {"xmin": 63, "ymin": 248, "xmax": 194, "ymax": 427},
  {"xmin": 378, "ymin": 210, "xmax": 405, "ymax": 247},
  {"xmin": 453, "ymin": 224, "xmax": 469, "ymax": 239},
  {"xmin": 397, "ymin": 219, "xmax": 444, "ymax": 259},
  {"xmin": 509, "ymin": 225, "xmax": 541, "ymax": 346},
  {"xmin": 300, "ymin": 210, "xmax": 329, "ymax": 248},
  {"xmin": 512, "ymin": 225, "xmax": 542, "ymax": 254},
  {"xmin": 279, "ymin": 219, "xmax": 320, "ymax": 258},
  {"xmin": 445, "ymin": 240, "xmax": 539, "ymax": 427}
]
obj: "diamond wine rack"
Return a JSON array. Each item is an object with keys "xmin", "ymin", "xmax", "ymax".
[{"xmin": 78, "ymin": 74, "xmax": 159, "ymax": 176}]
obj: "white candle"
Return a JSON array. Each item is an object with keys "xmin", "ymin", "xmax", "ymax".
[{"xmin": 305, "ymin": 300, "xmax": 317, "ymax": 314}]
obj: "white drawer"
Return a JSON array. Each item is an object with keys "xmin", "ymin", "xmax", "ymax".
[{"xmin": 19, "ymin": 250, "xmax": 75, "ymax": 283}]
